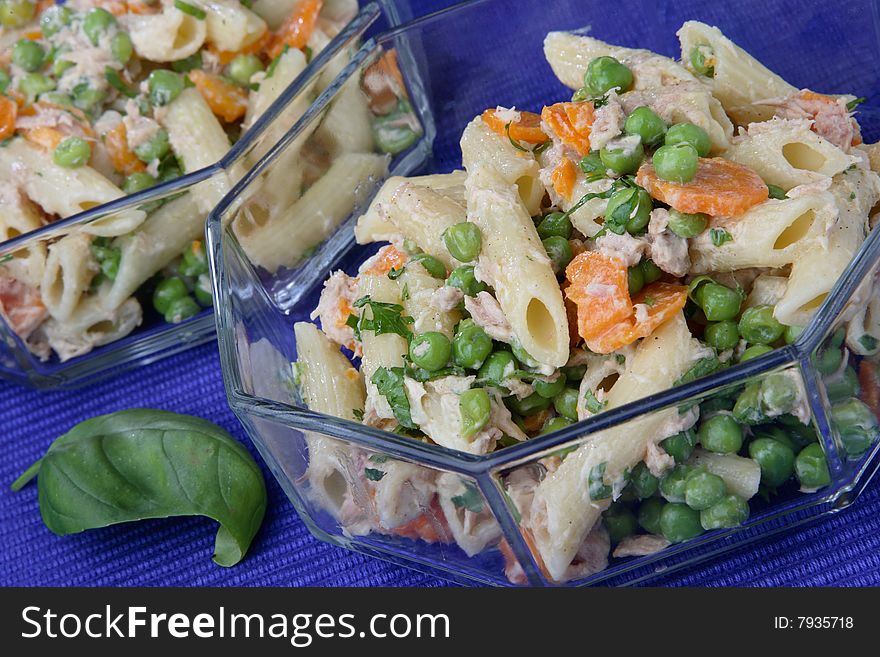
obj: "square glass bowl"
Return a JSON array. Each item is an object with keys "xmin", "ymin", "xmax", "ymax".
[
  {"xmin": 0, "ymin": 1, "xmax": 409, "ymax": 389},
  {"xmin": 207, "ymin": 0, "xmax": 880, "ymax": 585}
]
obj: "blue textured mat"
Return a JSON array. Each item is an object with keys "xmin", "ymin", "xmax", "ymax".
[{"xmin": 1, "ymin": 0, "xmax": 879, "ymax": 587}]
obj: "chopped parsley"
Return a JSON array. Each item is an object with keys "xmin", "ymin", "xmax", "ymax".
[
  {"xmin": 451, "ymin": 482, "xmax": 484, "ymax": 514},
  {"xmin": 347, "ymin": 295, "xmax": 414, "ymax": 342},
  {"xmin": 0, "ymin": 254, "xmax": 13, "ymax": 265},
  {"xmin": 505, "ymin": 122, "xmax": 529, "ymax": 152},
  {"xmin": 615, "ymin": 354, "xmax": 626, "ymax": 365},
  {"xmin": 767, "ymin": 184, "xmax": 787, "ymax": 200},
  {"xmin": 592, "ymin": 94, "xmax": 609, "ymax": 109},
  {"xmin": 859, "ymin": 334, "xmax": 878, "ymax": 352},
  {"xmin": 369, "ymin": 454, "xmax": 389, "ymax": 464},
  {"xmin": 846, "ymin": 97, "xmax": 866, "ymax": 111},
  {"xmin": 533, "ymin": 140, "xmax": 552, "ymax": 155},
  {"xmin": 371, "ymin": 367, "xmax": 417, "ymax": 429},
  {"xmin": 588, "ymin": 462, "xmax": 612, "ymax": 500},
  {"xmin": 364, "ymin": 468, "xmax": 386, "ymax": 482},
  {"xmin": 643, "ymin": 296, "xmax": 656, "ymax": 306},
  {"xmin": 710, "ymin": 228, "xmax": 733, "ymax": 247},
  {"xmin": 583, "ymin": 389, "xmax": 607, "ymax": 414},
  {"xmin": 675, "ymin": 356, "xmax": 723, "ymax": 386},
  {"xmin": 352, "ymin": 408, "xmax": 365, "ymax": 421}
]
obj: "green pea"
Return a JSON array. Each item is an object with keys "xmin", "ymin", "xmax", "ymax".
[
  {"xmin": 563, "ymin": 363, "xmax": 587, "ymax": 383},
  {"xmin": 795, "ymin": 443, "xmax": 831, "ymax": 489},
  {"xmin": 179, "ymin": 241, "xmax": 209, "ymax": 278},
  {"xmin": 640, "ymin": 259, "xmax": 662, "ymax": 284},
  {"xmin": 704, "ymin": 320, "xmax": 739, "ymax": 351},
  {"xmin": 0, "ymin": 69, "xmax": 10, "ymax": 94},
  {"xmin": 738, "ymin": 305, "xmax": 784, "ymax": 344},
  {"xmin": 748, "ymin": 437, "xmax": 795, "ymax": 487},
  {"xmin": 99, "ymin": 248, "xmax": 121, "ymax": 280},
  {"xmin": 53, "ymin": 56, "xmax": 74, "ymax": 78},
  {"xmin": 660, "ymin": 502, "xmax": 704, "ymax": 543},
  {"xmin": 625, "ymin": 265, "xmax": 645, "ymax": 297},
  {"xmin": 533, "ymin": 376, "xmax": 566, "ymax": 399},
  {"xmin": 667, "ymin": 209, "xmax": 707, "ymax": 238},
  {"xmin": 446, "ymin": 265, "xmax": 487, "ymax": 297},
  {"xmin": 409, "ymin": 253, "xmax": 446, "ymax": 278},
  {"xmin": 12, "ymin": 39, "xmax": 45, "ymax": 72},
  {"xmin": 505, "ymin": 392, "xmax": 552, "ymax": 416},
  {"xmin": 443, "ymin": 222, "xmax": 482, "ymax": 262},
  {"xmin": 537, "ymin": 212, "xmax": 572, "ymax": 240},
  {"xmin": 689, "ymin": 45, "xmax": 715, "ymax": 77},
  {"xmin": 584, "ymin": 55, "xmax": 633, "ymax": 95},
  {"xmin": 579, "ymin": 150, "xmax": 605, "ymax": 175},
  {"xmin": 153, "ymin": 277, "xmax": 189, "ymax": 315},
  {"xmin": 541, "ymin": 416, "xmax": 573, "ymax": 435},
  {"xmin": 624, "ymin": 105, "xmax": 666, "ymax": 147},
  {"xmin": 134, "ymin": 128, "xmax": 170, "ymax": 163},
  {"xmin": 826, "ymin": 366, "xmax": 859, "ymax": 404},
  {"xmin": 600, "ymin": 137, "xmax": 644, "ymax": 175},
  {"xmin": 603, "ymin": 502, "xmax": 637, "ymax": 545},
  {"xmin": 605, "ymin": 187, "xmax": 652, "ymax": 234},
  {"xmin": 661, "ymin": 430, "xmax": 696, "ymax": 463},
  {"xmin": 372, "ymin": 113, "xmax": 419, "ymax": 155},
  {"xmin": 123, "ymin": 172, "xmax": 157, "ymax": 194},
  {"xmin": 542, "ymin": 236, "xmax": 573, "ymax": 272},
  {"xmin": 553, "ymin": 387, "xmax": 579, "ymax": 422},
  {"xmin": 733, "ymin": 382, "xmax": 766, "ymax": 425},
  {"xmin": 478, "ymin": 350, "xmax": 517, "ymax": 387},
  {"xmin": 698, "ymin": 414, "xmax": 743, "ymax": 454},
  {"xmin": 665, "ymin": 122, "xmax": 711, "ymax": 157},
  {"xmin": 684, "ymin": 470, "xmax": 726, "ymax": 510},
  {"xmin": 638, "ymin": 497, "xmax": 665, "ymax": 534},
  {"xmin": 194, "ymin": 274, "xmax": 213, "ymax": 307},
  {"xmin": 111, "ymin": 32, "xmax": 133, "ymax": 65},
  {"xmin": 700, "ymin": 494, "xmax": 749, "ymax": 530},
  {"xmin": 41, "ymin": 91, "xmax": 72, "ymax": 106},
  {"xmin": 452, "ymin": 319, "xmax": 492, "ymax": 369},
  {"xmin": 511, "ymin": 343, "xmax": 541, "ymax": 372},
  {"xmin": 652, "ymin": 142, "xmax": 699, "ymax": 184},
  {"xmin": 659, "ymin": 464, "xmax": 694, "ymax": 503},
  {"xmin": 0, "ymin": 0, "xmax": 35, "ymax": 28},
  {"xmin": 695, "ymin": 282, "xmax": 741, "ymax": 321},
  {"xmin": 228, "ymin": 53, "xmax": 264, "ymax": 86},
  {"xmin": 784, "ymin": 325, "xmax": 804, "ymax": 345},
  {"xmin": 148, "ymin": 69, "xmax": 184, "ymax": 107},
  {"xmin": 83, "ymin": 7, "xmax": 116, "ymax": 46},
  {"xmin": 816, "ymin": 331, "xmax": 845, "ymax": 375},
  {"xmin": 753, "ymin": 426, "xmax": 798, "ymax": 453},
  {"xmin": 630, "ymin": 461, "xmax": 659, "ymax": 499},
  {"xmin": 701, "ymin": 395, "xmax": 734, "ymax": 414},
  {"xmin": 780, "ymin": 417, "xmax": 819, "ymax": 448},
  {"xmin": 459, "ymin": 387, "xmax": 491, "ymax": 439},
  {"xmin": 409, "ymin": 332, "xmax": 452, "ymax": 372},
  {"xmin": 760, "ymin": 372, "xmax": 798, "ymax": 415},
  {"xmin": 164, "ymin": 295, "xmax": 200, "ymax": 323},
  {"xmin": 739, "ymin": 344, "xmax": 773, "ymax": 362},
  {"xmin": 832, "ymin": 398, "xmax": 878, "ymax": 457},
  {"xmin": 52, "ymin": 136, "xmax": 91, "ymax": 168},
  {"xmin": 40, "ymin": 5, "xmax": 72, "ymax": 37},
  {"xmin": 72, "ymin": 83, "xmax": 106, "ymax": 112}
]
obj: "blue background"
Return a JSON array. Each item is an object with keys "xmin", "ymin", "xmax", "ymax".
[{"xmin": 2, "ymin": 0, "xmax": 880, "ymax": 587}]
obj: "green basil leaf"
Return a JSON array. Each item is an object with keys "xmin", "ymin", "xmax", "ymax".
[
  {"xmin": 11, "ymin": 409, "xmax": 266, "ymax": 567},
  {"xmin": 371, "ymin": 367, "xmax": 417, "ymax": 429}
]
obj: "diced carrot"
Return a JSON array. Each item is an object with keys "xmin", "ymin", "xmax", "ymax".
[
  {"xmin": 361, "ymin": 49, "xmax": 405, "ymax": 115},
  {"xmin": 498, "ymin": 527, "xmax": 552, "ymax": 584},
  {"xmin": 541, "ymin": 101, "xmax": 594, "ymax": 157},
  {"xmin": 858, "ymin": 360, "xmax": 880, "ymax": 421},
  {"xmin": 208, "ymin": 30, "xmax": 270, "ymax": 65},
  {"xmin": 564, "ymin": 251, "xmax": 633, "ymax": 342},
  {"xmin": 481, "ymin": 108, "xmax": 548, "ymax": 145},
  {"xmin": 22, "ymin": 126, "xmax": 64, "ymax": 151},
  {"xmin": 187, "ymin": 70, "xmax": 248, "ymax": 123},
  {"xmin": 0, "ymin": 96, "xmax": 17, "ymax": 141},
  {"xmin": 636, "ymin": 157, "xmax": 768, "ymax": 217},
  {"xmin": 125, "ymin": 0, "xmax": 161, "ymax": 14},
  {"xmin": 389, "ymin": 497, "xmax": 452, "ymax": 544},
  {"xmin": 23, "ymin": 30, "xmax": 43, "ymax": 40},
  {"xmin": 586, "ymin": 282, "xmax": 688, "ymax": 354},
  {"xmin": 35, "ymin": 0, "xmax": 55, "ymax": 13},
  {"xmin": 267, "ymin": 0, "xmax": 323, "ymax": 60},
  {"xmin": 362, "ymin": 244, "xmax": 408, "ymax": 277},
  {"xmin": 551, "ymin": 157, "xmax": 577, "ymax": 200},
  {"xmin": 105, "ymin": 122, "xmax": 146, "ymax": 176}
]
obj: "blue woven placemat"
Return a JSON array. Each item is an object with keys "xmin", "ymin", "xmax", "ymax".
[{"xmin": 2, "ymin": 0, "xmax": 879, "ymax": 587}]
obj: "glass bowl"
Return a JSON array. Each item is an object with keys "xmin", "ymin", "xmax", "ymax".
[
  {"xmin": 0, "ymin": 1, "xmax": 407, "ymax": 389},
  {"xmin": 207, "ymin": 0, "xmax": 880, "ymax": 586}
]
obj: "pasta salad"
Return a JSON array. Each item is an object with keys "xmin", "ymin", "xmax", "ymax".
[
  {"xmin": 295, "ymin": 22, "xmax": 880, "ymax": 583},
  {"xmin": 0, "ymin": 0, "xmax": 367, "ymax": 361}
]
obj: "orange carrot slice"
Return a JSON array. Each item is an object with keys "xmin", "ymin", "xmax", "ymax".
[
  {"xmin": 105, "ymin": 123, "xmax": 146, "ymax": 176},
  {"xmin": 551, "ymin": 157, "xmax": 577, "ymax": 200},
  {"xmin": 267, "ymin": 0, "xmax": 323, "ymax": 60},
  {"xmin": 0, "ymin": 96, "xmax": 17, "ymax": 141},
  {"xmin": 0, "ymin": 277, "xmax": 47, "ymax": 338},
  {"xmin": 541, "ymin": 101, "xmax": 594, "ymax": 156},
  {"xmin": 587, "ymin": 282, "xmax": 688, "ymax": 354},
  {"xmin": 481, "ymin": 108, "xmax": 548, "ymax": 144},
  {"xmin": 188, "ymin": 70, "xmax": 248, "ymax": 123},
  {"xmin": 362, "ymin": 244, "xmax": 408, "ymax": 277},
  {"xmin": 361, "ymin": 49, "xmax": 405, "ymax": 115},
  {"xmin": 565, "ymin": 251, "xmax": 633, "ymax": 342},
  {"xmin": 22, "ymin": 126, "xmax": 64, "ymax": 151},
  {"xmin": 636, "ymin": 157, "xmax": 768, "ymax": 217},
  {"xmin": 389, "ymin": 497, "xmax": 451, "ymax": 544}
]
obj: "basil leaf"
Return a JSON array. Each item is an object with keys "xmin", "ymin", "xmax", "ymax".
[
  {"xmin": 451, "ymin": 482, "xmax": 484, "ymax": 514},
  {"xmin": 371, "ymin": 367, "xmax": 417, "ymax": 429},
  {"xmin": 11, "ymin": 410, "xmax": 266, "ymax": 567},
  {"xmin": 675, "ymin": 355, "xmax": 722, "ymax": 386}
]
